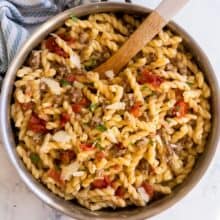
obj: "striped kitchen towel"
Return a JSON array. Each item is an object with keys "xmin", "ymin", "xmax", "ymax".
[{"xmin": 0, "ymin": 0, "xmax": 84, "ymax": 82}]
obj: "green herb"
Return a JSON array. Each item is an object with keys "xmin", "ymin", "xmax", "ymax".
[
  {"xmin": 93, "ymin": 138, "xmax": 104, "ymax": 150},
  {"xmin": 96, "ymin": 124, "xmax": 107, "ymax": 132},
  {"xmin": 85, "ymin": 82, "xmax": 94, "ymax": 87},
  {"xmin": 187, "ymin": 82, "xmax": 193, "ymax": 86},
  {"xmin": 30, "ymin": 153, "xmax": 40, "ymax": 165},
  {"xmin": 129, "ymin": 142, "xmax": 135, "ymax": 146},
  {"xmin": 141, "ymin": 85, "xmax": 148, "ymax": 91},
  {"xmin": 60, "ymin": 79, "xmax": 70, "ymax": 86},
  {"xmin": 70, "ymin": 14, "xmax": 78, "ymax": 22},
  {"xmin": 89, "ymin": 103, "xmax": 98, "ymax": 112},
  {"xmin": 84, "ymin": 59, "xmax": 97, "ymax": 71},
  {"xmin": 95, "ymin": 142, "xmax": 105, "ymax": 150},
  {"xmin": 148, "ymin": 139, "xmax": 155, "ymax": 146},
  {"xmin": 151, "ymin": 91, "xmax": 157, "ymax": 96},
  {"xmin": 166, "ymin": 118, "xmax": 172, "ymax": 123},
  {"xmin": 54, "ymin": 163, "xmax": 61, "ymax": 171}
]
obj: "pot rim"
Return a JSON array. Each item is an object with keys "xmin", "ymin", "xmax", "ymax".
[{"xmin": 0, "ymin": 2, "xmax": 219, "ymax": 220}]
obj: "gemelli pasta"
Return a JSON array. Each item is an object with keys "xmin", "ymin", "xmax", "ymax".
[{"xmin": 11, "ymin": 13, "xmax": 211, "ymax": 211}]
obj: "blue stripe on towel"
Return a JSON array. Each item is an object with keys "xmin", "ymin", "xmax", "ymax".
[{"xmin": 0, "ymin": 0, "xmax": 80, "ymax": 80}]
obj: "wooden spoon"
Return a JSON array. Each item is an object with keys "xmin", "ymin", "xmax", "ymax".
[{"xmin": 94, "ymin": 0, "xmax": 189, "ymax": 74}]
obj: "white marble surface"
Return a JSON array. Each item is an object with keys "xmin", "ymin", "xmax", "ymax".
[{"xmin": 0, "ymin": 0, "xmax": 220, "ymax": 219}]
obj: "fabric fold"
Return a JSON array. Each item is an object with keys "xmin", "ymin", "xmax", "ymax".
[{"xmin": 0, "ymin": 0, "xmax": 82, "ymax": 80}]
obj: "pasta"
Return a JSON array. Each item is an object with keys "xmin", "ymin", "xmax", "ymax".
[{"xmin": 11, "ymin": 13, "xmax": 211, "ymax": 211}]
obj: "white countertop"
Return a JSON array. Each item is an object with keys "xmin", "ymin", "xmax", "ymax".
[{"xmin": 0, "ymin": 0, "xmax": 220, "ymax": 219}]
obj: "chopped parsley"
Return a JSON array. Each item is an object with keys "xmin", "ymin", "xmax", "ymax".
[
  {"xmin": 89, "ymin": 103, "xmax": 98, "ymax": 112},
  {"xmin": 54, "ymin": 163, "xmax": 61, "ymax": 171},
  {"xmin": 70, "ymin": 14, "xmax": 78, "ymax": 22},
  {"xmin": 60, "ymin": 79, "xmax": 70, "ymax": 86},
  {"xmin": 166, "ymin": 118, "xmax": 172, "ymax": 123},
  {"xmin": 96, "ymin": 124, "xmax": 107, "ymax": 132},
  {"xmin": 85, "ymin": 82, "xmax": 94, "ymax": 87},
  {"xmin": 30, "ymin": 153, "xmax": 41, "ymax": 165},
  {"xmin": 93, "ymin": 138, "xmax": 104, "ymax": 150},
  {"xmin": 151, "ymin": 91, "xmax": 157, "ymax": 96},
  {"xmin": 84, "ymin": 59, "xmax": 97, "ymax": 71},
  {"xmin": 141, "ymin": 85, "xmax": 148, "ymax": 91},
  {"xmin": 148, "ymin": 139, "xmax": 155, "ymax": 146},
  {"xmin": 187, "ymin": 82, "xmax": 193, "ymax": 86}
]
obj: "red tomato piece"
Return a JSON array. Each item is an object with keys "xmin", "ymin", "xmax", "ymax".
[
  {"xmin": 60, "ymin": 112, "xmax": 70, "ymax": 127},
  {"xmin": 72, "ymin": 97, "xmax": 90, "ymax": 113},
  {"xmin": 129, "ymin": 101, "xmax": 142, "ymax": 117},
  {"xmin": 20, "ymin": 102, "xmax": 34, "ymax": 111},
  {"xmin": 45, "ymin": 37, "xmax": 68, "ymax": 58},
  {"xmin": 138, "ymin": 69, "xmax": 164, "ymax": 87},
  {"xmin": 91, "ymin": 179, "xmax": 107, "ymax": 189},
  {"xmin": 142, "ymin": 182, "xmax": 154, "ymax": 198},
  {"xmin": 91, "ymin": 176, "xmax": 111, "ymax": 189},
  {"xmin": 115, "ymin": 187, "xmax": 126, "ymax": 197},
  {"xmin": 80, "ymin": 143, "xmax": 94, "ymax": 151},
  {"xmin": 79, "ymin": 97, "xmax": 90, "ymax": 107},
  {"xmin": 173, "ymin": 100, "xmax": 188, "ymax": 118},
  {"xmin": 72, "ymin": 103, "xmax": 82, "ymax": 113},
  {"xmin": 28, "ymin": 113, "xmax": 47, "ymax": 134},
  {"xmin": 47, "ymin": 168, "xmax": 64, "ymax": 186},
  {"xmin": 60, "ymin": 150, "xmax": 76, "ymax": 164},
  {"xmin": 104, "ymin": 175, "xmax": 111, "ymax": 185},
  {"xmin": 96, "ymin": 151, "xmax": 105, "ymax": 160},
  {"xmin": 65, "ymin": 74, "xmax": 76, "ymax": 83}
]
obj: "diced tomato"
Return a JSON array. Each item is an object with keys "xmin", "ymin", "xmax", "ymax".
[
  {"xmin": 138, "ymin": 69, "xmax": 164, "ymax": 87},
  {"xmin": 79, "ymin": 97, "xmax": 90, "ymax": 107},
  {"xmin": 72, "ymin": 97, "xmax": 90, "ymax": 113},
  {"xmin": 91, "ymin": 179, "xmax": 107, "ymax": 189},
  {"xmin": 172, "ymin": 100, "xmax": 188, "ymax": 118},
  {"xmin": 129, "ymin": 101, "xmax": 142, "ymax": 117},
  {"xmin": 65, "ymin": 74, "xmax": 76, "ymax": 83},
  {"xmin": 60, "ymin": 150, "xmax": 76, "ymax": 164},
  {"xmin": 142, "ymin": 182, "xmax": 154, "ymax": 198},
  {"xmin": 72, "ymin": 103, "xmax": 82, "ymax": 113},
  {"xmin": 104, "ymin": 175, "xmax": 111, "ymax": 185},
  {"xmin": 80, "ymin": 143, "xmax": 94, "ymax": 151},
  {"xmin": 91, "ymin": 175, "xmax": 111, "ymax": 189},
  {"xmin": 58, "ymin": 33, "xmax": 75, "ymax": 44},
  {"xmin": 115, "ymin": 187, "xmax": 126, "ymax": 197},
  {"xmin": 28, "ymin": 113, "xmax": 47, "ymax": 134},
  {"xmin": 60, "ymin": 112, "xmax": 70, "ymax": 127},
  {"xmin": 20, "ymin": 102, "xmax": 34, "ymax": 111},
  {"xmin": 96, "ymin": 151, "xmax": 105, "ymax": 160},
  {"xmin": 45, "ymin": 37, "xmax": 68, "ymax": 58},
  {"xmin": 47, "ymin": 168, "xmax": 64, "ymax": 186}
]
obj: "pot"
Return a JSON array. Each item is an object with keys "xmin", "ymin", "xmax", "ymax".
[{"xmin": 0, "ymin": 1, "xmax": 219, "ymax": 220}]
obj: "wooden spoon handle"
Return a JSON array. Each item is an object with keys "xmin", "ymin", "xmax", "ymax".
[
  {"xmin": 156, "ymin": 0, "xmax": 190, "ymax": 21},
  {"xmin": 94, "ymin": 11, "xmax": 165, "ymax": 74},
  {"xmin": 94, "ymin": 0, "xmax": 189, "ymax": 74}
]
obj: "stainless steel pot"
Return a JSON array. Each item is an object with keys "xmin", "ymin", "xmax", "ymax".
[{"xmin": 0, "ymin": 2, "xmax": 219, "ymax": 220}]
